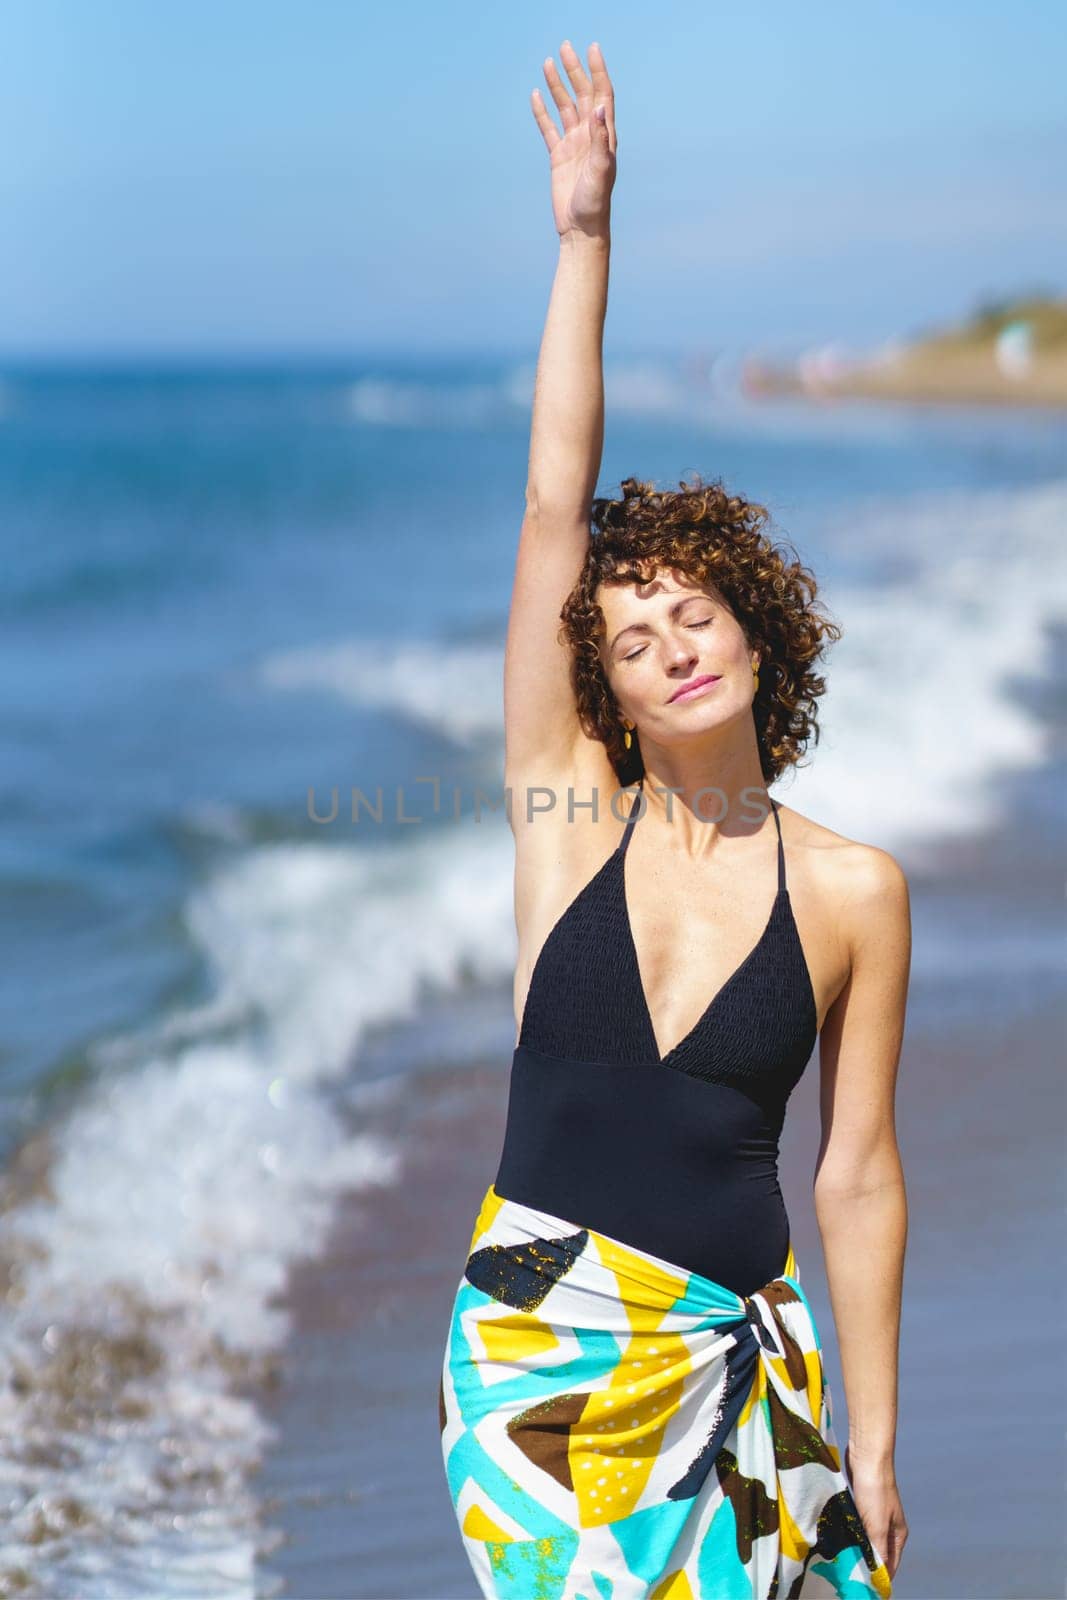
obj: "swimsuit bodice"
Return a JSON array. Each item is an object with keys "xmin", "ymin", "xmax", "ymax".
[{"xmin": 493, "ymin": 776, "xmax": 820, "ymax": 1296}]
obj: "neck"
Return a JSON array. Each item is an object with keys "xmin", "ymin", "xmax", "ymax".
[{"xmin": 632, "ymin": 765, "xmax": 774, "ymax": 848}]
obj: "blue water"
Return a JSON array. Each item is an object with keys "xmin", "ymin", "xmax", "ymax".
[{"xmin": 0, "ymin": 358, "xmax": 1065, "ymax": 1595}]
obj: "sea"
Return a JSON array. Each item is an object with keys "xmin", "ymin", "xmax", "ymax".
[{"xmin": 0, "ymin": 357, "xmax": 1064, "ymax": 1598}]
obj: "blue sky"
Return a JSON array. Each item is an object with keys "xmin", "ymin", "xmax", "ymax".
[{"xmin": 1, "ymin": 0, "xmax": 1064, "ymax": 358}]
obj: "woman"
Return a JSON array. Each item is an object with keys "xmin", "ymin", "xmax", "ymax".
[{"xmin": 439, "ymin": 40, "xmax": 909, "ymax": 1599}]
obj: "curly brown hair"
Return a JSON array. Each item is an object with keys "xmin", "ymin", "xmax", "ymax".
[{"xmin": 559, "ymin": 474, "xmax": 842, "ymax": 786}]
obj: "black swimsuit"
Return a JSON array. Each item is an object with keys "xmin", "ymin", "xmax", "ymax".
[{"xmin": 493, "ymin": 774, "xmax": 819, "ymax": 1296}]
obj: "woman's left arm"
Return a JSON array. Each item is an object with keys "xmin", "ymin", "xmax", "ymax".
[{"xmin": 813, "ymin": 846, "xmax": 911, "ymax": 1582}]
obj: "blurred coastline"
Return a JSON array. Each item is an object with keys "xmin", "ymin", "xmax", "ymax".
[{"xmin": 742, "ymin": 293, "xmax": 1067, "ymax": 410}]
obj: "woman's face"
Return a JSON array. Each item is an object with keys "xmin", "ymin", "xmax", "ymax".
[{"xmin": 598, "ymin": 566, "xmax": 758, "ymax": 745}]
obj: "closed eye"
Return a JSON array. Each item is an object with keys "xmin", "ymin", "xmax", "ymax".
[{"xmin": 623, "ymin": 618, "xmax": 712, "ymax": 663}]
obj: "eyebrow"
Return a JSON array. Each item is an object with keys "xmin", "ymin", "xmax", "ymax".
[{"xmin": 609, "ymin": 594, "xmax": 711, "ymax": 652}]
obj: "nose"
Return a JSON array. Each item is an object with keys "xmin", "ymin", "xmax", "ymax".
[{"xmin": 666, "ymin": 633, "xmax": 700, "ymax": 670}]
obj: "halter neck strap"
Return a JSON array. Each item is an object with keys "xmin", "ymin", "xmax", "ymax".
[
  {"xmin": 618, "ymin": 775, "xmax": 644, "ymax": 858},
  {"xmin": 620, "ymin": 777, "xmax": 785, "ymax": 893},
  {"xmin": 770, "ymin": 798, "xmax": 786, "ymax": 893}
]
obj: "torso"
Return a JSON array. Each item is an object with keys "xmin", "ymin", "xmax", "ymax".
[{"xmin": 494, "ymin": 750, "xmax": 858, "ymax": 1294}]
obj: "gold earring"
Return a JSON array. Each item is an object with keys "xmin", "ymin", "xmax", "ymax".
[
  {"xmin": 752, "ymin": 661, "xmax": 760, "ymax": 693},
  {"xmin": 623, "ymin": 722, "xmax": 633, "ymax": 750}
]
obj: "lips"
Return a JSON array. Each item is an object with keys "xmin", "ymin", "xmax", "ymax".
[{"xmin": 669, "ymin": 674, "xmax": 722, "ymax": 703}]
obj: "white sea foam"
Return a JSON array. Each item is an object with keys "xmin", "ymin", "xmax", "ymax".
[
  {"xmin": 785, "ymin": 477, "xmax": 1067, "ymax": 851},
  {"xmin": 342, "ymin": 355, "xmax": 753, "ymax": 430},
  {"xmin": 260, "ymin": 636, "xmax": 505, "ymax": 745},
  {"xmin": 0, "ymin": 814, "xmax": 517, "ymax": 1595}
]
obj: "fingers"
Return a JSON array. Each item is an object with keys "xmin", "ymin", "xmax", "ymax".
[
  {"xmin": 558, "ymin": 39, "xmax": 592, "ymax": 106},
  {"xmin": 587, "ymin": 42, "xmax": 618, "ymax": 152},
  {"xmin": 587, "ymin": 42, "xmax": 614, "ymax": 107},
  {"xmin": 530, "ymin": 41, "xmax": 617, "ymax": 154},
  {"xmin": 530, "ymin": 88, "xmax": 561, "ymax": 153},
  {"xmin": 541, "ymin": 50, "xmax": 580, "ymax": 133}
]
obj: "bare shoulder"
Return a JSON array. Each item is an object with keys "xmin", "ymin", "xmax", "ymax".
[{"xmin": 776, "ymin": 799, "xmax": 911, "ymax": 942}]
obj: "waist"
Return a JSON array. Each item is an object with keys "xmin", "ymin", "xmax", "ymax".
[{"xmin": 493, "ymin": 1043, "xmax": 791, "ymax": 1297}]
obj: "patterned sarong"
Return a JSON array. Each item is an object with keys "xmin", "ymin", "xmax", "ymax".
[{"xmin": 440, "ymin": 1183, "xmax": 892, "ymax": 1598}]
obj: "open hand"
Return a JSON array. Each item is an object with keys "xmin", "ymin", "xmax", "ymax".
[{"xmin": 531, "ymin": 40, "xmax": 617, "ymax": 240}]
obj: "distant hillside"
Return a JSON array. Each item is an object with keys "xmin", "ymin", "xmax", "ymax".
[
  {"xmin": 914, "ymin": 293, "xmax": 1067, "ymax": 352},
  {"xmin": 744, "ymin": 292, "xmax": 1067, "ymax": 409}
]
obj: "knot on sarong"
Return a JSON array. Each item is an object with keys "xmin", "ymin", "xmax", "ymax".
[{"xmin": 669, "ymin": 1275, "xmax": 818, "ymax": 1502}]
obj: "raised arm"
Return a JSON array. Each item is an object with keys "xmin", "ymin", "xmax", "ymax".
[{"xmin": 504, "ymin": 41, "xmax": 618, "ymax": 800}]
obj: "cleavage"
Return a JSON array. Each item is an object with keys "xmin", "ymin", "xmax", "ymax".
[{"xmin": 619, "ymin": 824, "xmax": 781, "ymax": 1065}]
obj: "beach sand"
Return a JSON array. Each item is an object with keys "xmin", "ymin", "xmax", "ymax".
[
  {"xmin": 746, "ymin": 349, "xmax": 1067, "ymax": 409},
  {"xmin": 744, "ymin": 300, "xmax": 1067, "ymax": 409},
  {"xmin": 249, "ymin": 736, "xmax": 1066, "ymax": 1599}
]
